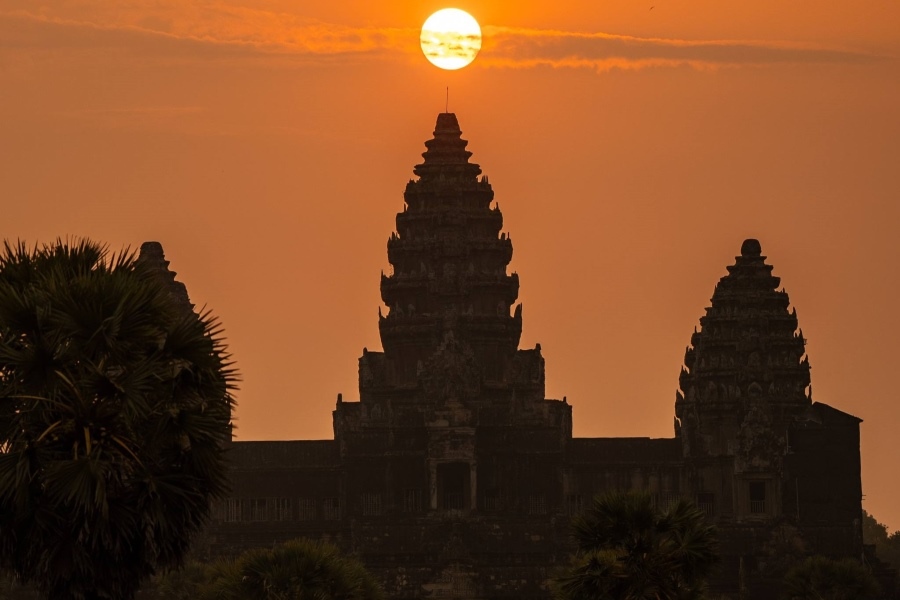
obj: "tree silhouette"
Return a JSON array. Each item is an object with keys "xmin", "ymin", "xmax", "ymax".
[
  {"xmin": 556, "ymin": 492, "xmax": 717, "ymax": 600},
  {"xmin": 0, "ymin": 239, "xmax": 237, "ymax": 600},
  {"xmin": 863, "ymin": 510, "xmax": 900, "ymax": 570},
  {"xmin": 782, "ymin": 555, "xmax": 880, "ymax": 600}
]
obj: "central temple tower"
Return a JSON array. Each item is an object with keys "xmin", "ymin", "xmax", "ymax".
[
  {"xmin": 334, "ymin": 113, "xmax": 569, "ymax": 528},
  {"xmin": 378, "ymin": 112, "xmax": 523, "ymax": 392},
  {"xmin": 360, "ymin": 113, "xmax": 546, "ymax": 412}
]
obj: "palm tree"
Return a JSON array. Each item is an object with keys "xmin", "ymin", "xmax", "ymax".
[
  {"xmin": 782, "ymin": 556, "xmax": 880, "ymax": 600},
  {"xmin": 556, "ymin": 492, "xmax": 718, "ymax": 600},
  {"xmin": 0, "ymin": 239, "xmax": 237, "ymax": 600}
]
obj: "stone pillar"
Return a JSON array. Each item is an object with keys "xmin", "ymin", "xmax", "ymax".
[
  {"xmin": 429, "ymin": 461, "xmax": 438, "ymax": 510},
  {"xmin": 469, "ymin": 462, "xmax": 477, "ymax": 511}
]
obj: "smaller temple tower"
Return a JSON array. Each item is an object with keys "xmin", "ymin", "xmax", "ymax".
[
  {"xmin": 676, "ymin": 239, "xmax": 863, "ymax": 596},
  {"xmin": 675, "ymin": 238, "xmax": 812, "ymax": 521},
  {"xmin": 136, "ymin": 241, "xmax": 193, "ymax": 313}
]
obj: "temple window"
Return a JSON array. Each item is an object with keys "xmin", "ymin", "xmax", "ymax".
[
  {"xmin": 566, "ymin": 494, "xmax": 584, "ymax": 516},
  {"xmin": 297, "ymin": 498, "xmax": 317, "ymax": 520},
  {"xmin": 403, "ymin": 488, "xmax": 423, "ymax": 513},
  {"xmin": 483, "ymin": 488, "xmax": 501, "ymax": 511},
  {"xmin": 249, "ymin": 498, "xmax": 267, "ymax": 521},
  {"xmin": 656, "ymin": 491, "xmax": 680, "ymax": 510},
  {"xmin": 437, "ymin": 462, "xmax": 470, "ymax": 511},
  {"xmin": 273, "ymin": 497, "xmax": 293, "ymax": 521},
  {"xmin": 223, "ymin": 498, "xmax": 242, "ymax": 522},
  {"xmin": 528, "ymin": 495, "xmax": 547, "ymax": 515},
  {"xmin": 749, "ymin": 481, "xmax": 767, "ymax": 514},
  {"xmin": 697, "ymin": 492, "xmax": 715, "ymax": 517},
  {"xmin": 361, "ymin": 492, "xmax": 383, "ymax": 516},
  {"xmin": 323, "ymin": 497, "xmax": 341, "ymax": 520}
]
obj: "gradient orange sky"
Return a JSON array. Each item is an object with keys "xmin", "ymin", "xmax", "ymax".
[{"xmin": 2, "ymin": 1, "xmax": 899, "ymax": 529}]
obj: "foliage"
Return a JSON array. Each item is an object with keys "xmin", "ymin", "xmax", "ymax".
[
  {"xmin": 154, "ymin": 539, "xmax": 384, "ymax": 600},
  {"xmin": 0, "ymin": 570, "xmax": 38, "ymax": 600},
  {"xmin": 555, "ymin": 491, "xmax": 718, "ymax": 600},
  {"xmin": 149, "ymin": 559, "xmax": 220, "ymax": 600},
  {"xmin": 863, "ymin": 510, "xmax": 900, "ymax": 570},
  {"xmin": 782, "ymin": 555, "xmax": 880, "ymax": 600},
  {"xmin": 0, "ymin": 239, "xmax": 237, "ymax": 600}
]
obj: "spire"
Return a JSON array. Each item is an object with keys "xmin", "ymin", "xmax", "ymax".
[
  {"xmin": 413, "ymin": 113, "xmax": 482, "ymax": 182},
  {"xmin": 674, "ymin": 239, "xmax": 812, "ymax": 466},
  {"xmin": 136, "ymin": 241, "xmax": 194, "ymax": 314},
  {"xmin": 371, "ymin": 113, "xmax": 522, "ymax": 395},
  {"xmin": 677, "ymin": 239, "xmax": 810, "ymax": 412},
  {"xmin": 718, "ymin": 238, "xmax": 780, "ymax": 292}
]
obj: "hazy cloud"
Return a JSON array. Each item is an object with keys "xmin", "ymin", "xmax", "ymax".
[
  {"xmin": 1, "ymin": 9, "xmax": 882, "ymax": 71},
  {"xmin": 0, "ymin": 10, "xmax": 415, "ymax": 64},
  {"xmin": 481, "ymin": 26, "xmax": 882, "ymax": 71}
]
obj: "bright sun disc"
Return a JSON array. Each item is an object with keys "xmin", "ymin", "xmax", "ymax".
[{"xmin": 420, "ymin": 8, "xmax": 482, "ymax": 70}]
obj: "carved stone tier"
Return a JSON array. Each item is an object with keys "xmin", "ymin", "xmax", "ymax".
[
  {"xmin": 412, "ymin": 113, "xmax": 483, "ymax": 183},
  {"xmin": 374, "ymin": 114, "xmax": 526, "ymax": 393},
  {"xmin": 136, "ymin": 241, "xmax": 193, "ymax": 313},
  {"xmin": 675, "ymin": 239, "xmax": 812, "ymax": 469}
]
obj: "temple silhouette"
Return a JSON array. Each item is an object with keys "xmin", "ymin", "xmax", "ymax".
[{"xmin": 189, "ymin": 113, "xmax": 864, "ymax": 599}]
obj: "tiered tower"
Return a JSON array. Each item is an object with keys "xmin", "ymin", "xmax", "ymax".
[
  {"xmin": 328, "ymin": 116, "xmax": 571, "ymax": 593},
  {"xmin": 359, "ymin": 113, "xmax": 544, "ymax": 407},
  {"xmin": 673, "ymin": 239, "xmax": 862, "ymax": 594},
  {"xmin": 675, "ymin": 239, "xmax": 812, "ymax": 519}
]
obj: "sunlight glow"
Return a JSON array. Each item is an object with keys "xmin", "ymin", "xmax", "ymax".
[{"xmin": 420, "ymin": 8, "xmax": 482, "ymax": 70}]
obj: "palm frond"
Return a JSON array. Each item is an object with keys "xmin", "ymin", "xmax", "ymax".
[
  {"xmin": 0, "ymin": 237, "xmax": 237, "ymax": 600},
  {"xmin": 558, "ymin": 491, "xmax": 718, "ymax": 600}
]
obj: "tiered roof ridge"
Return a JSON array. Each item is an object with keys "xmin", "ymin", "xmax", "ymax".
[
  {"xmin": 412, "ymin": 113, "xmax": 482, "ymax": 182},
  {"xmin": 365, "ymin": 113, "xmax": 530, "ymax": 400},
  {"xmin": 677, "ymin": 239, "xmax": 811, "ymax": 412}
]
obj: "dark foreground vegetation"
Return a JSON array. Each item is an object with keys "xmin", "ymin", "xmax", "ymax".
[
  {"xmin": 0, "ymin": 239, "xmax": 236, "ymax": 600},
  {"xmin": 865, "ymin": 511, "xmax": 900, "ymax": 572},
  {"xmin": 782, "ymin": 555, "xmax": 881, "ymax": 600},
  {"xmin": 553, "ymin": 491, "xmax": 718, "ymax": 600},
  {"xmin": 550, "ymin": 493, "xmax": 889, "ymax": 600},
  {"xmin": 149, "ymin": 538, "xmax": 383, "ymax": 600}
]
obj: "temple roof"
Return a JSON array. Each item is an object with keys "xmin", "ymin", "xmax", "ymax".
[
  {"xmin": 718, "ymin": 237, "xmax": 780, "ymax": 294},
  {"xmin": 413, "ymin": 113, "xmax": 482, "ymax": 182},
  {"xmin": 677, "ymin": 239, "xmax": 811, "ymax": 408},
  {"xmin": 368, "ymin": 113, "xmax": 526, "ymax": 403},
  {"xmin": 136, "ymin": 241, "xmax": 193, "ymax": 313}
]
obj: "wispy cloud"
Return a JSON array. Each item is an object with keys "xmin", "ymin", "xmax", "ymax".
[
  {"xmin": 0, "ymin": 10, "xmax": 415, "ymax": 64},
  {"xmin": 0, "ymin": 8, "xmax": 883, "ymax": 72},
  {"xmin": 481, "ymin": 26, "xmax": 883, "ymax": 72}
]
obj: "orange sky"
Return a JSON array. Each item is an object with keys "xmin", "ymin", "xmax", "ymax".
[{"xmin": 2, "ymin": 1, "xmax": 899, "ymax": 529}]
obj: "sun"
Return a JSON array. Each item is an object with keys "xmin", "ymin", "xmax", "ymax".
[{"xmin": 420, "ymin": 8, "xmax": 482, "ymax": 70}]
